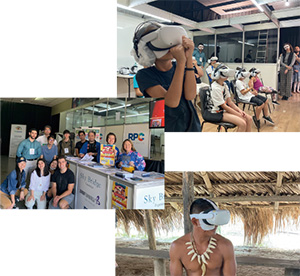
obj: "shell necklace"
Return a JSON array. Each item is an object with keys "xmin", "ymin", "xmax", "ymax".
[{"xmin": 185, "ymin": 233, "xmax": 217, "ymax": 276}]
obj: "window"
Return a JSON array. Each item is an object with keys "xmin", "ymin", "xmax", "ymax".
[
  {"xmin": 125, "ymin": 98, "xmax": 151, "ymax": 124},
  {"xmin": 106, "ymin": 98, "xmax": 126, "ymax": 126},
  {"xmin": 244, "ymin": 29, "xmax": 278, "ymax": 63},
  {"xmin": 217, "ymin": 32, "xmax": 243, "ymax": 63}
]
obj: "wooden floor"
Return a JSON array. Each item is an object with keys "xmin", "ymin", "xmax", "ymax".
[{"xmin": 197, "ymin": 92, "xmax": 300, "ymax": 132}]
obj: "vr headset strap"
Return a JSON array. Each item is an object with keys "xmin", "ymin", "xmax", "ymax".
[{"xmin": 146, "ymin": 41, "xmax": 172, "ymax": 52}]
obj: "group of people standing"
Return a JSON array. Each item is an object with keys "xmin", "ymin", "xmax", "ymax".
[
  {"xmin": 279, "ymin": 44, "xmax": 300, "ymax": 100},
  {"xmin": 0, "ymin": 125, "xmax": 146, "ymax": 209}
]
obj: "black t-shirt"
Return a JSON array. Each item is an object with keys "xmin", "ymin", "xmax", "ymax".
[
  {"xmin": 86, "ymin": 142, "xmax": 98, "ymax": 162},
  {"xmin": 136, "ymin": 63, "xmax": 202, "ymax": 132},
  {"xmin": 75, "ymin": 140, "xmax": 87, "ymax": 151},
  {"xmin": 52, "ymin": 168, "xmax": 75, "ymax": 196}
]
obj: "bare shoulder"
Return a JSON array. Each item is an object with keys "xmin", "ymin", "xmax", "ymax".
[
  {"xmin": 215, "ymin": 234, "xmax": 234, "ymax": 250},
  {"xmin": 170, "ymin": 233, "xmax": 190, "ymax": 254}
]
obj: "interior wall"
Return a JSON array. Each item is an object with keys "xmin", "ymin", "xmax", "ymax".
[
  {"xmin": 0, "ymin": 101, "xmax": 52, "ymax": 156},
  {"xmin": 51, "ymin": 99, "xmax": 72, "ymax": 115}
]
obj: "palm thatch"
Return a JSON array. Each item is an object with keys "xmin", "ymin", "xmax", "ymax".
[{"xmin": 117, "ymin": 172, "xmax": 300, "ymax": 245}]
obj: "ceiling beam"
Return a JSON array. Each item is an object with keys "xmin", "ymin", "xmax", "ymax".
[
  {"xmin": 134, "ymin": 4, "xmax": 215, "ymax": 33},
  {"xmin": 165, "ymin": 195, "xmax": 300, "ymax": 203},
  {"xmin": 128, "ymin": 0, "xmax": 155, "ymax": 7},
  {"xmin": 273, "ymin": 7, "xmax": 300, "ymax": 19},
  {"xmin": 231, "ymin": 24, "xmax": 244, "ymax": 32},
  {"xmin": 256, "ymin": 0, "xmax": 280, "ymax": 4},
  {"xmin": 260, "ymin": 4, "xmax": 280, "ymax": 28}
]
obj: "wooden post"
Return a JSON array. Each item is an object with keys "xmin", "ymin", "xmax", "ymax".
[
  {"xmin": 274, "ymin": 172, "xmax": 283, "ymax": 214},
  {"xmin": 145, "ymin": 210, "xmax": 166, "ymax": 276},
  {"xmin": 182, "ymin": 172, "xmax": 194, "ymax": 234}
]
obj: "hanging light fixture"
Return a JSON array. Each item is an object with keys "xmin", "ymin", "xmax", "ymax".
[{"xmin": 285, "ymin": 0, "xmax": 290, "ymax": 6}]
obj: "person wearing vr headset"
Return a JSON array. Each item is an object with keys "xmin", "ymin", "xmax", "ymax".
[
  {"xmin": 132, "ymin": 21, "xmax": 202, "ymax": 132},
  {"xmin": 170, "ymin": 198, "xmax": 236, "ymax": 276},
  {"xmin": 206, "ymin": 57, "xmax": 218, "ymax": 84},
  {"xmin": 208, "ymin": 64, "xmax": 252, "ymax": 132},
  {"xmin": 248, "ymin": 67, "xmax": 279, "ymax": 106},
  {"xmin": 236, "ymin": 67, "xmax": 274, "ymax": 129},
  {"xmin": 193, "ymin": 43, "xmax": 206, "ymax": 68},
  {"xmin": 279, "ymin": 43, "xmax": 296, "ymax": 100}
]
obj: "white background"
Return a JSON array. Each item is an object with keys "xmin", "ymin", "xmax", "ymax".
[{"xmin": 0, "ymin": 1, "xmax": 116, "ymax": 275}]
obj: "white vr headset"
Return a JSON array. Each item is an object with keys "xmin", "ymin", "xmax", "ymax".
[
  {"xmin": 190, "ymin": 199, "xmax": 230, "ymax": 231},
  {"xmin": 249, "ymin": 67, "xmax": 261, "ymax": 77},
  {"xmin": 131, "ymin": 21, "xmax": 188, "ymax": 67},
  {"xmin": 212, "ymin": 64, "xmax": 235, "ymax": 80},
  {"xmin": 235, "ymin": 68, "xmax": 250, "ymax": 79},
  {"xmin": 208, "ymin": 56, "xmax": 218, "ymax": 65}
]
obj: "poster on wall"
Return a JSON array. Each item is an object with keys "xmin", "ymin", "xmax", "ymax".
[
  {"xmin": 76, "ymin": 166, "xmax": 107, "ymax": 209},
  {"xmin": 100, "ymin": 144, "xmax": 116, "ymax": 166},
  {"xmin": 111, "ymin": 182, "xmax": 128, "ymax": 209},
  {"xmin": 123, "ymin": 123, "xmax": 150, "ymax": 158},
  {"xmin": 75, "ymin": 127, "xmax": 105, "ymax": 144},
  {"xmin": 9, "ymin": 124, "xmax": 27, "ymax": 158}
]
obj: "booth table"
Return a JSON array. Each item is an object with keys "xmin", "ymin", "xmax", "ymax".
[{"xmin": 67, "ymin": 157, "xmax": 164, "ymax": 209}]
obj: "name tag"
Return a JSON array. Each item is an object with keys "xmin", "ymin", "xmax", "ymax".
[
  {"xmin": 199, "ymin": 57, "xmax": 202, "ymax": 62},
  {"xmin": 64, "ymin": 148, "xmax": 69, "ymax": 154},
  {"xmin": 30, "ymin": 148, "xmax": 35, "ymax": 155}
]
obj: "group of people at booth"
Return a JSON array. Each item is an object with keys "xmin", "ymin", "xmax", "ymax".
[{"xmin": 0, "ymin": 125, "xmax": 146, "ymax": 209}]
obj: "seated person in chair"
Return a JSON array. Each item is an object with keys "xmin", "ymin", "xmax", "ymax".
[
  {"xmin": 206, "ymin": 64, "xmax": 252, "ymax": 132},
  {"xmin": 235, "ymin": 67, "xmax": 274, "ymax": 129},
  {"xmin": 248, "ymin": 67, "xmax": 279, "ymax": 105}
]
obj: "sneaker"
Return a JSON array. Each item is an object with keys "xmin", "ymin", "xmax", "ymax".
[
  {"xmin": 252, "ymin": 116, "xmax": 259, "ymax": 129},
  {"xmin": 263, "ymin": 116, "xmax": 275, "ymax": 125},
  {"xmin": 272, "ymin": 100, "xmax": 280, "ymax": 105}
]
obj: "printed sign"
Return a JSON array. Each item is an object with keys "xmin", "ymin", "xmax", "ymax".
[
  {"xmin": 111, "ymin": 182, "xmax": 128, "ymax": 209},
  {"xmin": 100, "ymin": 144, "xmax": 115, "ymax": 166},
  {"xmin": 135, "ymin": 185, "xmax": 164, "ymax": 209},
  {"xmin": 123, "ymin": 124, "xmax": 150, "ymax": 158},
  {"xmin": 9, "ymin": 124, "xmax": 27, "ymax": 158},
  {"xmin": 76, "ymin": 166, "xmax": 107, "ymax": 209}
]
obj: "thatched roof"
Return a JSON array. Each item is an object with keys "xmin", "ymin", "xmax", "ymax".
[{"xmin": 117, "ymin": 172, "xmax": 300, "ymax": 245}]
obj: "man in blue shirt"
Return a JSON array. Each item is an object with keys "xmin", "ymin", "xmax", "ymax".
[
  {"xmin": 193, "ymin": 43, "xmax": 206, "ymax": 68},
  {"xmin": 16, "ymin": 128, "xmax": 41, "ymax": 181},
  {"xmin": 79, "ymin": 131, "xmax": 101, "ymax": 162}
]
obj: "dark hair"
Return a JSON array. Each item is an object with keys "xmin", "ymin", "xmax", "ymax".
[
  {"xmin": 57, "ymin": 155, "xmax": 67, "ymax": 162},
  {"xmin": 29, "ymin": 128, "xmax": 38, "ymax": 133},
  {"xmin": 15, "ymin": 162, "xmax": 23, "ymax": 189},
  {"xmin": 106, "ymin": 132, "xmax": 117, "ymax": 144},
  {"xmin": 198, "ymin": 43, "xmax": 204, "ymax": 46},
  {"xmin": 44, "ymin": 125, "xmax": 52, "ymax": 131},
  {"xmin": 78, "ymin": 130, "xmax": 85, "ymax": 136},
  {"xmin": 35, "ymin": 158, "xmax": 49, "ymax": 177},
  {"xmin": 283, "ymin": 43, "xmax": 294, "ymax": 65},
  {"xmin": 190, "ymin": 198, "xmax": 216, "ymax": 215},
  {"xmin": 47, "ymin": 134, "xmax": 55, "ymax": 141},
  {"xmin": 88, "ymin": 131, "xmax": 96, "ymax": 136},
  {"xmin": 63, "ymin": 129, "xmax": 70, "ymax": 135}
]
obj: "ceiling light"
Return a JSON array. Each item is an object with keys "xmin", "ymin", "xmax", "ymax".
[
  {"xmin": 117, "ymin": 4, "xmax": 172, "ymax": 23},
  {"xmin": 20, "ymin": 100, "xmax": 24, "ymax": 102},
  {"xmin": 238, "ymin": 41, "xmax": 255, "ymax": 47},
  {"xmin": 285, "ymin": 0, "xmax": 290, "ymax": 6},
  {"xmin": 250, "ymin": 0, "xmax": 264, "ymax": 12}
]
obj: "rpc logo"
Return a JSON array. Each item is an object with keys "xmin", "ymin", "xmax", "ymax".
[{"xmin": 128, "ymin": 133, "xmax": 144, "ymax": 141}]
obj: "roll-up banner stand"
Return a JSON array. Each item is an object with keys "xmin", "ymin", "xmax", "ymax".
[
  {"xmin": 75, "ymin": 127, "xmax": 105, "ymax": 144},
  {"xmin": 9, "ymin": 124, "xmax": 27, "ymax": 158},
  {"xmin": 123, "ymin": 123, "xmax": 151, "ymax": 158}
]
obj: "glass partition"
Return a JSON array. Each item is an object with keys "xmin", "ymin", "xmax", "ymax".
[
  {"xmin": 217, "ymin": 32, "xmax": 243, "ymax": 63},
  {"xmin": 193, "ymin": 35, "xmax": 215, "ymax": 64}
]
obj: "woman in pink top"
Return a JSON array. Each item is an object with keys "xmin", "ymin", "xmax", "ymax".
[{"xmin": 248, "ymin": 67, "xmax": 279, "ymax": 105}]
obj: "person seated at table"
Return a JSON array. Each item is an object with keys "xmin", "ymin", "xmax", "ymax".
[
  {"xmin": 25, "ymin": 158, "xmax": 50, "ymax": 209},
  {"xmin": 41, "ymin": 135, "xmax": 58, "ymax": 166},
  {"xmin": 49, "ymin": 156, "xmax": 75, "ymax": 209},
  {"xmin": 75, "ymin": 130, "xmax": 87, "ymax": 156},
  {"xmin": 79, "ymin": 131, "xmax": 100, "ymax": 162},
  {"xmin": 235, "ymin": 67, "xmax": 274, "ymax": 129},
  {"xmin": 0, "ymin": 157, "xmax": 28, "ymax": 209},
  {"xmin": 116, "ymin": 139, "xmax": 146, "ymax": 171},
  {"xmin": 106, "ymin": 132, "xmax": 120, "ymax": 158}
]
